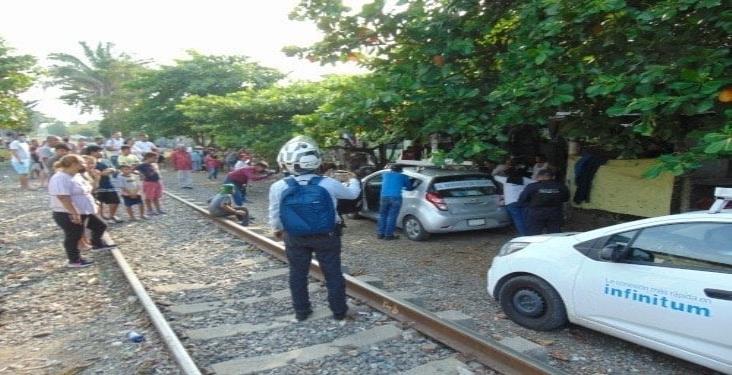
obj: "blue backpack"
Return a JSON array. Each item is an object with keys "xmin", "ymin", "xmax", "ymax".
[{"xmin": 280, "ymin": 176, "xmax": 336, "ymax": 236}]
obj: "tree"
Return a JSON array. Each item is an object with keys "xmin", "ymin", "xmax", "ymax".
[
  {"xmin": 0, "ymin": 37, "xmax": 37, "ymax": 130},
  {"xmin": 286, "ymin": 0, "xmax": 732, "ymax": 174},
  {"xmin": 47, "ymin": 42, "xmax": 147, "ymax": 114},
  {"xmin": 45, "ymin": 120, "xmax": 69, "ymax": 137},
  {"xmin": 179, "ymin": 80, "xmax": 327, "ymax": 160},
  {"xmin": 125, "ymin": 51, "xmax": 284, "ymax": 144}
]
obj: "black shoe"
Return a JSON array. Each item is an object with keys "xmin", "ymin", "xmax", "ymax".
[
  {"xmin": 333, "ymin": 309, "xmax": 354, "ymax": 321},
  {"xmin": 377, "ymin": 234, "xmax": 384, "ymax": 239},
  {"xmin": 383, "ymin": 235, "xmax": 400, "ymax": 240},
  {"xmin": 296, "ymin": 309, "xmax": 313, "ymax": 322}
]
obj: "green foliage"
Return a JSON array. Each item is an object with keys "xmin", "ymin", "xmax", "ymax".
[
  {"xmin": 0, "ymin": 38, "xmax": 37, "ymax": 130},
  {"xmin": 47, "ymin": 42, "xmax": 147, "ymax": 115},
  {"xmin": 47, "ymin": 41, "xmax": 148, "ymax": 137},
  {"xmin": 45, "ymin": 121, "xmax": 69, "ymax": 137},
  {"xmin": 124, "ymin": 51, "xmax": 284, "ymax": 143},
  {"xmin": 179, "ymin": 80, "xmax": 327, "ymax": 160},
  {"xmin": 287, "ymin": 0, "xmax": 731, "ymax": 175}
]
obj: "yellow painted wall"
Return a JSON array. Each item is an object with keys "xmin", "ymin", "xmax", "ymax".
[{"xmin": 567, "ymin": 157, "xmax": 675, "ymax": 217}]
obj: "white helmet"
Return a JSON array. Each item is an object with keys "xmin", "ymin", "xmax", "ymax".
[{"xmin": 278, "ymin": 136, "xmax": 322, "ymax": 175}]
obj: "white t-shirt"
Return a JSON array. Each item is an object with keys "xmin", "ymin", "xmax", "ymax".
[
  {"xmin": 132, "ymin": 141, "xmax": 156, "ymax": 155},
  {"xmin": 119, "ymin": 173, "xmax": 141, "ymax": 195},
  {"xmin": 105, "ymin": 137, "xmax": 125, "ymax": 156},
  {"xmin": 48, "ymin": 172, "xmax": 97, "ymax": 215},
  {"xmin": 9, "ymin": 140, "xmax": 30, "ymax": 162},
  {"xmin": 234, "ymin": 160, "xmax": 250, "ymax": 170},
  {"xmin": 531, "ymin": 162, "xmax": 549, "ymax": 180},
  {"xmin": 494, "ymin": 176, "xmax": 535, "ymax": 205}
]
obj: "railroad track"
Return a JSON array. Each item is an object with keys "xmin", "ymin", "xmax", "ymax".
[{"xmin": 110, "ymin": 190, "xmax": 565, "ymax": 375}]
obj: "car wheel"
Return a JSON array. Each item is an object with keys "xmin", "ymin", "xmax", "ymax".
[
  {"xmin": 498, "ymin": 275, "xmax": 568, "ymax": 331},
  {"xmin": 403, "ymin": 215, "xmax": 430, "ymax": 241}
]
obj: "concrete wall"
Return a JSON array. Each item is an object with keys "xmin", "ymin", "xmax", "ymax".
[{"xmin": 567, "ymin": 157, "xmax": 675, "ymax": 217}]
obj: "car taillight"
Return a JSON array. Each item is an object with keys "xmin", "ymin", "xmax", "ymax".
[{"xmin": 426, "ymin": 192, "xmax": 448, "ymax": 211}]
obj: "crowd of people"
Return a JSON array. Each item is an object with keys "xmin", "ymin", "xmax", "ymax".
[
  {"xmin": 3, "ymin": 131, "xmax": 276, "ymax": 268},
  {"xmin": 4, "ymin": 130, "xmax": 570, "ymax": 322}
]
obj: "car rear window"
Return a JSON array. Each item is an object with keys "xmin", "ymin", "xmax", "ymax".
[{"xmin": 431, "ymin": 175, "xmax": 497, "ymax": 197}]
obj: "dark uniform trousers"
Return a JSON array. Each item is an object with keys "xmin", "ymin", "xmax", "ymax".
[
  {"xmin": 525, "ymin": 206, "xmax": 563, "ymax": 235},
  {"xmin": 284, "ymin": 231, "xmax": 347, "ymax": 316}
]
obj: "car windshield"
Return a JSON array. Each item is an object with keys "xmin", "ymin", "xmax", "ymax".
[{"xmin": 431, "ymin": 174, "xmax": 496, "ymax": 197}]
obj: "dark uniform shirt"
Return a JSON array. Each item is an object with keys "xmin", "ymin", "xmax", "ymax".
[{"xmin": 518, "ymin": 180, "xmax": 570, "ymax": 208}]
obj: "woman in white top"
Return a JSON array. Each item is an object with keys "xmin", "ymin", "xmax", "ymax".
[
  {"xmin": 494, "ymin": 167, "xmax": 534, "ymax": 236},
  {"xmin": 48, "ymin": 155, "xmax": 115, "ymax": 268}
]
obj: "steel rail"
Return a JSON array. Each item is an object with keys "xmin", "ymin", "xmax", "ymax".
[
  {"xmin": 166, "ymin": 191, "xmax": 565, "ymax": 375},
  {"xmin": 111, "ymin": 248, "xmax": 202, "ymax": 375}
]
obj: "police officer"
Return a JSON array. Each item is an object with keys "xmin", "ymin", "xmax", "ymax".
[
  {"xmin": 518, "ymin": 169, "xmax": 569, "ymax": 235},
  {"xmin": 268, "ymin": 136, "xmax": 361, "ymax": 321}
]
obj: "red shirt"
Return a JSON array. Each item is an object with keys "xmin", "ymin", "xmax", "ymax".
[
  {"xmin": 204, "ymin": 155, "xmax": 222, "ymax": 169},
  {"xmin": 225, "ymin": 166, "xmax": 268, "ymax": 186},
  {"xmin": 170, "ymin": 150, "xmax": 192, "ymax": 170}
]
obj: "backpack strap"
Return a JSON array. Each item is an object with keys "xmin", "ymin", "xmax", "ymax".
[
  {"xmin": 284, "ymin": 176, "xmax": 299, "ymax": 188},
  {"xmin": 308, "ymin": 176, "xmax": 323, "ymax": 185}
]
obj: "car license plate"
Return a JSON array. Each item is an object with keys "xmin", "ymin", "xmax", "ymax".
[{"xmin": 468, "ymin": 218, "xmax": 486, "ymax": 226}]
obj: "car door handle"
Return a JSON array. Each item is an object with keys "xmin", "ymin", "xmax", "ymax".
[{"xmin": 704, "ymin": 288, "xmax": 732, "ymax": 301}]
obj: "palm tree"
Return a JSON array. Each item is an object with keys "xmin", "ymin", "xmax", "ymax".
[{"xmin": 47, "ymin": 41, "xmax": 145, "ymax": 115}]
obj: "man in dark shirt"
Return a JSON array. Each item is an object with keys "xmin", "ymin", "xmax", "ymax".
[{"xmin": 518, "ymin": 169, "xmax": 569, "ymax": 235}]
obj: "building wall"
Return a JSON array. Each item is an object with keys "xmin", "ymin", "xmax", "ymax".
[{"xmin": 567, "ymin": 157, "xmax": 675, "ymax": 217}]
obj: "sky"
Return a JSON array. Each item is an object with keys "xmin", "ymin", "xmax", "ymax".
[{"xmin": 0, "ymin": 0, "xmax": 365, "ymax": 123}]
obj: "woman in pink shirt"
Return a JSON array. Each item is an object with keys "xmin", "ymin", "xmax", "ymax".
[{"xmin": 48, "ymin": 155, "xmax": 116, "ymax": 268}]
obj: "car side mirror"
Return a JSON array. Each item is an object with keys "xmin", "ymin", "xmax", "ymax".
[{"xmin": 599, "ymin": 244, "xmax": 628, "ymax": 262}]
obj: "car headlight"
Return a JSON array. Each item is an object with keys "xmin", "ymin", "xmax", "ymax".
[{"xmin": 497, "ymin": 242, "xmax": 530, "ymax": 256}]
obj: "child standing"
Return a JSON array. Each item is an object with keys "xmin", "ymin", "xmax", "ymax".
[
  {"xmin": 204, "ymin": 153, "xmax": 223, "ymax": 180},
  {"xmin": 136, "ymin": 152, "xmax": 165, "ymax": 215},
  {"xmin": 119, "ymin": 164, "xmax": 147, "ymax": 220}
]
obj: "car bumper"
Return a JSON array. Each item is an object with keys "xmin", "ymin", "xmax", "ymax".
[
  {"xmin": 418, "ymin": 209, "xmax": 510, "ymax": 233},
  {"xmin": 486, "ymin": 256, "xmax": 508, "ymax": 299}
]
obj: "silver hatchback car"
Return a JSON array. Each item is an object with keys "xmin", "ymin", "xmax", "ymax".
[{"xmin": 357, "ymin": 166, "xmax": 510, "ymax": 240}]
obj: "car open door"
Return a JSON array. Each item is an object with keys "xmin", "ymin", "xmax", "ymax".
[{"xmin": 572, "ymin": 222, "xmax": 732, "ymax": 372}]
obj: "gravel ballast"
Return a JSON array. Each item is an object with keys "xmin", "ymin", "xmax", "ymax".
[{"xmin": 163, "ymin": 169, "xmax": 718, "ymax": 375}]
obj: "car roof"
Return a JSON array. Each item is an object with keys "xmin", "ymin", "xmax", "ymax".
[
  {"xmin": 573, "ymin": 209, "xmax": 732, "ymax": 242},
  {"xmin": 402, "ymin": 166, "xmax": 487, "ymax": 178}
]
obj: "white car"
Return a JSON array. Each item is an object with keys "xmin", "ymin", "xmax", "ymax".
[{"xmin": 487, "ymin": 188, "xmax": 732, "ymax": 373}]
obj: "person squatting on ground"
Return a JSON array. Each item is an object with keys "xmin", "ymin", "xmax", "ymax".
[
  {"xmin": 518, "ymin": 169, "xmax": 570, "ymax": 235},
  {"xmin": 224, "ymin": 161, "xmax": 272, "ymax": 205},
  {"xmin": 84, "ymin": 145, "xmax": 123, "ymax": 223},
  {"xmin": 376, "ymin": 164, "xmax": 413, "ymax": 240},
  {"xmin": 136, "ymin": 152, "xmax": 165, "ymax": 215},
  {"xmin": 118, "ymin": 164, "xmax": 148, "ymax": 220},
  {"xmin": 48, "ymin": 154, "xmax": 116, "ymax": 268},
  {"xmin": 9, "ymin": 133, "xmax": 32, "ymax": 190},
  {"xmin": 208, "ymin": 183, "xmax": 250, "ymax": 225},
  {"xmin": 269, "ymin": 136, "xmax": 361, "ymax": 321},
  {"xmin": 170, "ymin": 146, "xmax": 193, "ymax": 189},
  {"xmin": 494, "ymin": 167, "xmax": 534, "ymax": 236}
]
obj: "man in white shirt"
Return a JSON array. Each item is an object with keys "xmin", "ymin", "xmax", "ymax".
[
  {"xmin": 132, "ymin": 133, "xmax": 158, "ymax": 157},
  {"xmin": 269, "ymin": 136, "xmax": 360, "ymax": 322},
  {"xmin": 105, "ymin": 131, "xmax": 125, "ymax": 167},
  {"xmin": 9, "ymin": 133, "xmax": 32, "ymax": 189}
]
